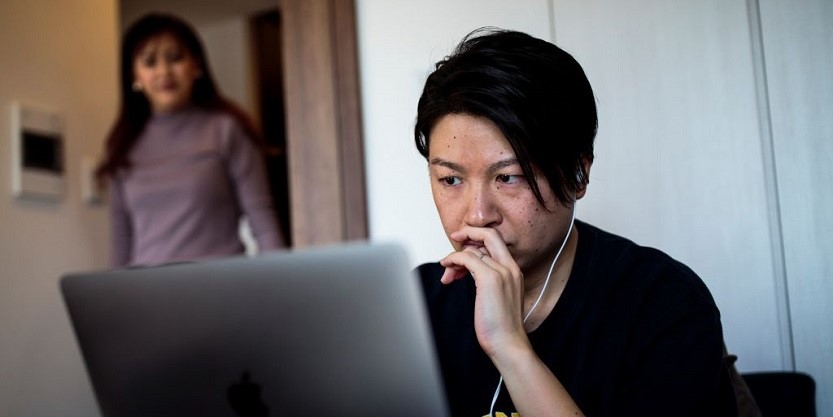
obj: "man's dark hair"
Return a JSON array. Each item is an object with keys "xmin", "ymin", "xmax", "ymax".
[{"xmin": 415, "ymin": 28, "xmax": 598, "ymax": 206}]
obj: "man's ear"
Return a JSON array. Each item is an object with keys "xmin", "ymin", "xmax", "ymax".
[{"xmin": 576, "ymin": 156, "xmax": 593, "ymax": 200}]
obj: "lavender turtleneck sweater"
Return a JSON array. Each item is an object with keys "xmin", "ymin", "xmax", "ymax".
[{"xmin": 108, "ymin": 107, "xmax": 284, "ymax": 267}]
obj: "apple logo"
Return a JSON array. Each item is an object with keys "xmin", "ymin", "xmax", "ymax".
[{"xmin": 227, "ymin": 371, "xmax": 270, "ymax": 417}]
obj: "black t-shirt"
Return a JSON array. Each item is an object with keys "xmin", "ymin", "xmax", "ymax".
[{"xmin": 418, "ymin": 220, "xmax": 737, "ymax": 417}]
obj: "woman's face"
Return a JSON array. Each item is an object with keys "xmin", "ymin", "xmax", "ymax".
[
  {"xmin": 428, "ymin": 113, "xmax": 577, "ymax": 279},
  {"xmin": 132, "ymin": 33, "xmax": 201, "ymax": 113}
]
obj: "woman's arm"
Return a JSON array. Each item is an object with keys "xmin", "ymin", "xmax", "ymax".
[
  {"xmin": 108, "ymin": 177, "xmax": 132, "ymax": 268},
  {"xmin": 225, "ymin": 123, "xmax": 285, "ymax": 251}
]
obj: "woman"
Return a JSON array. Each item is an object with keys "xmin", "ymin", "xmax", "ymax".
[
  {"xmin": 97, "ymin": 13, "xmax": 284, "ymax": 267},
  {"xmin": 414, "ymin": 29, "xmax": 737, "ymax": 416}
]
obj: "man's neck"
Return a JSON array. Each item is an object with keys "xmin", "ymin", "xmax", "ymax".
[{"xmin": 521, "ymin": 226, "xmax": 579, "ymax": 331}]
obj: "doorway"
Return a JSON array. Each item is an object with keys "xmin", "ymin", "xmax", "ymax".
[{"xmin": 250, "ymin": 9, "xmax": 291, "ymax": 246}]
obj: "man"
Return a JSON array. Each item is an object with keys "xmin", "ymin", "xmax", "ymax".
[{"xmin": 414, "ymin": 28, "xmax": 737, "ymax": 417}]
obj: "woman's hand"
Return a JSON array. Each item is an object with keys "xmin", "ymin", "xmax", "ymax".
[{"xmin": 439, "ymin": 226, "xmax": 531, "ymax": 358}]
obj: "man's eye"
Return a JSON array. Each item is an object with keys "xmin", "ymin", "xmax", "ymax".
[
  {"xmin": 441, "ymin": 176, "xmax": 461, "ymax": 186},
  {"xmin": 497, "ymin": 174, "xmax": 521, "ymax": 184}
]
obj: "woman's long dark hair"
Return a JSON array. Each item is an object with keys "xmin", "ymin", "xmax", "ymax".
[{"xmin": 96, "ymin": 13, "xmax": 262, "ymax": 181}]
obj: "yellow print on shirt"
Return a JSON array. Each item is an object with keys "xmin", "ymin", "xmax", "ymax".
[{"xmin": 481, "ymin": 413, "xmax": 520, "ymax": 417}]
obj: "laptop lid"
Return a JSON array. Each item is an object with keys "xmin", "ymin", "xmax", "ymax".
[{"xmin": 61, "ymin": 242, "xmax": 449, "ymax": 417}]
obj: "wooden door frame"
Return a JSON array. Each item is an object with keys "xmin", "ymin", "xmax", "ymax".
[{"xmin": 280, "ymin": 0, "xmax": 368, "ymax": 247}]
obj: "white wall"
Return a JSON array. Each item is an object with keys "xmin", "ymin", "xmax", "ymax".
[
  {"xmin": 759, "ymin": 0, "xmax": 833, "ymax": 415},
  {"xmin": 0, "ymin": 1, "xmax": 118, "ymax": 416},
  {"xmin": 550, "ymin": 0, "xmax": 782, "ymax": 372}
]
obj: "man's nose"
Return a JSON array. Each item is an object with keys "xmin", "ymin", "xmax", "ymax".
[{"xmin": 464, "ymin": 183, "xmax": 501, "ymax": 228}]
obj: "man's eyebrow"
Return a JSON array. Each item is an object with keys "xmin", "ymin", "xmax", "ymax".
[
  {"xmin": 488, "ymin": 158, "xmax": 519, "ymax": 173},
  {"xmin": 429, "ymin": 157, "xmax": 519, "ymax": 174},
  {"xmin": 429, "ymin": 158, "xmax": 465, "ymax": 173}
]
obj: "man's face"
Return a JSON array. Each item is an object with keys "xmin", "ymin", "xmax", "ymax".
[{"xmin": 427, "ymin": 113, "xmax": 576, "ymax": 279}]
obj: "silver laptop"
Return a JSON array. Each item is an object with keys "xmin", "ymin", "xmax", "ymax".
[{"xmin": 61, "ymin": 242, "xmax": 449, "ymax": 417}]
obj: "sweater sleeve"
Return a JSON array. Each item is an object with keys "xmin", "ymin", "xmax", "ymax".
[
  {"xmin": 108, "ymin": 177, "xmax": 133, "ymax": 267},
  {"xmin": 225, "ymin": 123, "xmax": 285, "ymax": 252}
]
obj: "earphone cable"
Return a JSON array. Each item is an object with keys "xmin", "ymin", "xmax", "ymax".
[{"xmin": 488, "ymin": 207, "xmax": 576, "ymax": 417}]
